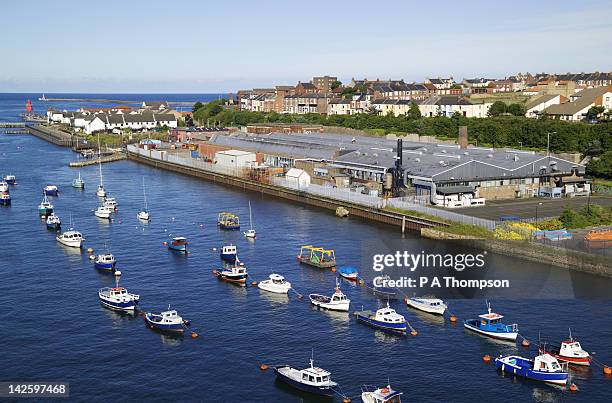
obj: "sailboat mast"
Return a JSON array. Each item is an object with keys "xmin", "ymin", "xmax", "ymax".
[
  {"xmin": 97, "ymin": 133, "xmax": 103, "ymax": 187},
  {"xmin": 142, "ymin": 177, "xmax": 148, "ymax": 210},
  {"xmin": 248, "ymin": 201, "xmax": 253, "ymax": 230}
]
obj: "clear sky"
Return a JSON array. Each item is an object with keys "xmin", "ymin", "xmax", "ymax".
[{"xmin": 2, "ymin": 0, "xmax": 611, "ymax": 93}]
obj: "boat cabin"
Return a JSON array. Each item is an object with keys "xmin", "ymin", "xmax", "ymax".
[
  {"xmin": 375, "ymin": 305, "xmax": 405, "ymax": 324},
  {"xmin": 109, "ymin": 287, "xmax": 128, "ymax": 297},
  {"xmin": 218, "ymin": 212, "xmax": 240, "ymax": 226},
  {"xmin": 270, "ymin": 274, "xmax": 287, "ymax": 284},
  {"xmin": 61, "ymin": 231, "xmax": 83, "ymax": 240},
  {"xmin": 331, "ymin": 289, "xmax": 348, "ymax": 303},
  {"xmin": 172, "ymin": 237, "xmax": 187, "ymax": 245},
  {"xmin": 479, "ymin": 312, "xmax": 504, "ymax": 326},
  {"xmin": 97, "ymin": 254, "xmax": 115, "ymax": 263},
  {"xmin": 560, "ymin": 340, "xmax": 585, "ymax": 356},
  {"xmin": 222, "ymin": 245, "xmax": 237, "ymax": 254},
  {"xmin": 534, "ymin": 354, "xmax": 563, "ymax": 372},
  {"xmin": 300, "ymin": 361, "xmax": 332, "ymax": 386},
  {"xmin": 160, "ymin": 310, "xmax": 182, "ymax": 324}
]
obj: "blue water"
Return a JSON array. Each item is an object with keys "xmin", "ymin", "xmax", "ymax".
[{"xmin": 0, "ymin": 94, "xmax": 611, "ymax": 402}]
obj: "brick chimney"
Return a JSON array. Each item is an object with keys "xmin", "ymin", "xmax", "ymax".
[{"xmin": 458, "ymin": 126, "xmax": 468, "ymax": 149}]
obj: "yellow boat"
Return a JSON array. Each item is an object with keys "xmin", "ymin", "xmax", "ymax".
[{"xmin": 297, "ymin": 245, "xmax": 336, "ymax": 268}]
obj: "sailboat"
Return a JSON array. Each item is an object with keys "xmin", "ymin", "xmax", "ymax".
[
  {"xmin": 96, "ymin": 133, "xmax": 106, "ymax": 198},
  {"xmin": 72, "ymin": 171, "xmax": 85, "ymax": 189},
  {"xmin": 137, "ymin": 177, "xmax": 150, "ymax": 221},
  {"xmin": 243, "ymin": 201, "xmax": 256, "ymax": 238}
]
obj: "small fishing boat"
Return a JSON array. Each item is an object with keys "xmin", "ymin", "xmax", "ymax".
[
  {"xmin": 38, "ymin": 196, "xmax": 54, "ymax": 217},
  {"xmin": 273, "ymin": 355, "xmax": 338, "ymax": 397},
  {"xmin": 94, "ymin": 253, "xmax": 116, "ymax": 272},
  {"xmin": 258, "ymin": 273, "xmax": 292, "ymax": 294},
  {"xmin": 45, "ymin": 213, "xmax": 61, "ymax": 230},
  {"xmin": 213, "ymin": 262, "xmax": 248, "ymax": 284},
  {"xmin": 220, "ymin": 244, "xmax": 237, "ymax": 263},
  {"xmin": 361, "ymin": 384, "xmax": 403, "ymax": 403},
  {"xmin": 404, "ymin": 297, "xmax": 447, "ymax": 315},
  {"xmin": 43, "ymin": 185, "xmax": 59, "ymax": 196},
  {"xmin": 56, "ymin": 229, "xmax": 84, "ymax": 248},
  {"xmin": 243, "ymin": 201, "xmax": 256, "ymax": 238},
  {"xmin": 365, "ymin": 275, "xmax": 398, "ymax": 300},
  {"xmin": 338, "ymin": 266, "xmax": 359, "ymax": 281},
  {"xmin": 144, "ymin": 307, "xmax": 190, "ymax": 334},
  {"xmin": 0, "ymin": 192, "xmax": 10, "ymax": 206},
  {"xmin": 217, "ymin": 212, "xmax": 240, "ymax": 230},
  {"xmin": 103, "ymin": 197, "xmax": 117, "ymax": 210},
  {"xmin": 3, "ymin": 175, "xmax": 16, "ymax": 185},
  {"xmin": 98, "ymin": 286, "xmax": 139, "ymax": 311},
  {"xmin": 464, "ymin": 301, "xmax": 518, "ymax": 341},
  {"xmin": 137, "ymin": 178, "xmax": 150, "ymax": 221},
  {"xmin": 0, "ymin": 181, "xmax": 9, "ymax": 192},
  {"xmin": 72, "ymin": 172, "xmax": 85, "ymax": 189},
  {"xmin": 168, "ymin": 236, "xmax": 188, "ymax": 252},
  {"xmin": 309, "ymin": 279, "xmax": 350, "ymax": 312},
  {"xmin": 94, "ymin": 205, "xmax": 113, "ymax": 219},
  {"xmin": 96, "ymin": 184, "xmax": 106, "ymax": 198},
  {"xmin": 354, "ymin": 302, "xmax": 407, "ymax": 333},
  {"xmin": 297, "ymin": 245, "xmax": 336, "ymax": 269},
  {"xmin": 538, "ymin": 330, "xmax": 591, "ymax": 366},
  {"xmin": 495, "ymin": 353, "xmax": 568, "ymax": 386}
]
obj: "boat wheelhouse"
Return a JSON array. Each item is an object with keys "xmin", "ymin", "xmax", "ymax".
[
  {"xmin": 98, "ymin": 286, "xmax": 139, "ymax": 311},
  {"xmin": 0, "ymin": 192, "xmax": 10, "ymax": 206},
  {"xmin": 103, "ymin": 197, "xmax": 117, "ymax": 210},
  {"xmin": 94, "ymin": 253, "xmax": 116, "ymax": 271},
  {"xmin": 404, "ymin": 297, "xmax": 447, "ymax": 315},
  {"xmin": 354, "ymin": 302, "xmax": 407, "ymax": 333},
  {"xmin": 273, "ymin": 357, "xmax": 338, "ymax": 397},
  {"xmin": 361, "ymin": 384, "xmax": 403, "ymax": 403},
  {"xmin": 258, "ymin": 273, "xmax": 292, "ymax": 294},
  {"xmin": 144, "ymin": 308, "xmax": 190, "ymax": 333},
  {"xmin": 220, "ymin": 244, "xmax": 238, "ymax": 263},
  {"xmin": 464, "ymin": 302, "xmax": 518, "ymax": 341},
  {"xmin": 539, "ymin": 331, "xmax": 591, "ymax": 366},
  {"xmin": 309, "ymin": 279, "xmax": 350, "ymax": 312},
  {"xmin": 217, "ymin": 212, "xmax": 240, "ymax": 230},
  {"xmin": 56, "ymin": 230, "xmax": 84, "ymax": 248},
  {"xmin": 297, "ymin": 245, "xmax": 336, "ymax": 269},
  {"xmin": 3, "ymin": 175, "xmax": 16, "ymax": 185},
  {"xmin": 43, "ymin": 185, "xmax": 59, "ymax": 196},
  {"xmin": 168, "ymin": 237, "xmax": 188, "ymax": 252},
  {"xmin": 38, "ymin": 196, "xmax": 54, "ymax": 217},
  {"xmin": 0, "ymin": 182, "xmax": 9, "ymax": 192},
  {"xmin": 46, "ymin": 213, "xmax": 61, "ymax": 230},
  {"xmin": 495, "ymin": 353, "xmax": 569, "ymax": 385},
  {"xmin": 213, "ymin": 262, "xmax": 248, "ymax": 285}
]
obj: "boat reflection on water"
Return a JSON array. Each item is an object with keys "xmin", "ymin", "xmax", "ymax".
[
  {"xmin": 410, "ymin": 309, "xmax": 445, "ymax": 326},
  {"xmin": 159, "ymin": 332, "xmax": 184, "ymax": 347},
  {"xmin": 101, "ymin": 307, "xmax": 138, "ymax": 329},
  {"xmin": 259, "ymin": 289, "xmax": 290, "ymax": 305}
]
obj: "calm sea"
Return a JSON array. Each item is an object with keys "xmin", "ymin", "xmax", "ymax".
[{"xmin": 0, "ymin": 93, "xmax": 611, "ymax": 402}]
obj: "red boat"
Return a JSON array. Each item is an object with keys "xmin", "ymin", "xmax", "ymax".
[
  {"xmin": 539, "ymin": 332, "xmax": 591, "ymax": 366},
  {"xmin": 212, "ymin": 262, "xmax": 248, "ymax": 285}
]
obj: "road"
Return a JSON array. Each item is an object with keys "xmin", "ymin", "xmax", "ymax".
[{"xmin": 452, "ymin": 195, "xmax": 612, "ymax": 220}]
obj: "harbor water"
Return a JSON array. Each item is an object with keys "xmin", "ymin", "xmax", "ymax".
[{"xmin": 1, "ymin": 93, "xmax": 611, "ymax": 402}]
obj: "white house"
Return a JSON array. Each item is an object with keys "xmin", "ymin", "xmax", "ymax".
[
  {"xmin": 327, "ymin": 99, "xmax": 352, "ymax": 115},
  {"xmin": 214, "ymin": 150, "xmax": 257, "ymax": 168},
  {"xmin": 285, "ymin": 168, "xmax": 311, "ymax": 188},
  {"xmin": 418, "ymin": 96, "xmax": 491, "ymax": 118},
  {"xmin": 525, "ymin": 94, "xmax": 565, "ymax": 118}
]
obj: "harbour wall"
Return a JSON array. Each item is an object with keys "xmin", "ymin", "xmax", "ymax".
[
  {"xmin": 127, "ymin": 150, "xmax": 447, "ymax": 232},
  {"xmin": 27, "ymin": 125, "xmax": 75, "ymax": 147}
]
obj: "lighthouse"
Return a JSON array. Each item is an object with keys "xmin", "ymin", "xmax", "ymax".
[{"xmin": 25, "ymin": 100, "xmax": 33, "ymax": 113}]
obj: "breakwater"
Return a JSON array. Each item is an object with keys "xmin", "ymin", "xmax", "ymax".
[
  {"xmin": 27, "ymin": 125, "xmax": 75, "ymax": 147},
  {"xmin": 69, "ymin": 153, "xmax": 126, "ymax": 167},
  {"xmin": 127, "ymin": 149, "xmax": 447, "ymax": 232}
]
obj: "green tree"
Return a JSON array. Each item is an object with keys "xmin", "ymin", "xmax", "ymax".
[
  {"xmin": 488, "ymin": 101, "xmax": 507, "ymax": 117},
  {"xmin": 586, "ymin": 106, "xmax": 605, "ymax": 120},
  {"xmin": 192, "ymin": 101, "xmax": 203, "ymax": 113},
  {"xmin": 406, "ymin": 101, "xmax": 421, "ymax": 120},
  {"xmin": 586, "ymin": 151, "xmax": 612, "ymax": 178},
  {"xmin": 331, "ymin": 80, "xmax": 342, "ymax": 90},
  {"xmin": 507, "ymin": 103, "xmax": 526, "ymax": 117}
]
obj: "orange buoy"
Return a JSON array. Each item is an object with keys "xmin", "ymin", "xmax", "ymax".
[
  {"xmin": 604, "ymin": 366, "xmax": 612, "ymax": 375},
  {"xmin": 259, "ymin": 364, "xmax": 269, "ymax": 371},
  {"xmin": 251, "ymin": 281, "xmax": 258, "ymax": 286},
  {"xmin": 343, "ymin": 398, "xmax": 352, "ymax": 403},
  {"xmin": 449, "ymin": 315, "xmax": 457, "ymax": 323},
  {"xmin": 483, "ymin": 354, "xmax": 491, "ymax": 363},
  {"xmin": 358, "ymin": 279, "xmax": 364, "ymax": 286},
  {"xmin": 569, "ymin": 383, "xmax": 578, "ymax": 392},
  {"xmin": 521, "ymin": 339, "xmax": 530, "ymax": 347},
  {"xmin": 410, "ymin": 330, "xmax": 418, "ymax": 337},
  {"xmin": 162, "ymin": 241, "xmax": 168, "ymax": 246},
  {"xmin": 331, "ymin": 267, "xmax": 336, "ymax": 272},
  {"xmin": 191, "ymin": 332, "xmax": 199, "ymax": 339}
]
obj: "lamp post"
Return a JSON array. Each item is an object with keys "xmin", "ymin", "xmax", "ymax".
[
  {"xmin": 546, "ymin": 131, "xmax": 556, "ymax": 158},
  {"xmin": 535, "ymin": 201, "xmax": 543, "ymax": 228}
]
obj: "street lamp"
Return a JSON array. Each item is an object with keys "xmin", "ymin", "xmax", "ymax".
[
  {"xmin": 535, "ymin": 201, "xmax": 543, "ymax": 228},
  {"xmin": 546, "ymin": 131, "xmax": 556, "ymax": 157}
]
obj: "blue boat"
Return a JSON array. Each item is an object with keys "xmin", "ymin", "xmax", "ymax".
[
  {"xmin": 168, "ymin": 237, "xmax": 188, "ymax": 252},
  {"xmin": 273, "ymin": 356, "xmax": 338, "ymax": 397},
  {"xmin": 45, "ymin": 213, "xmax": 61, "ymax": 231},
  {"xmin": 98, "ymin": 287, "xmax": 139, "ymax": 311},
  {"xmin": 354, "ymin": 302, "xmax": 407, "ymax": 333},
  {"xmin": 464, "ymin": 302, "xmax": 518, "ymax": 341},
  {"xmin": 144, "ymin": 307, "xmax": 190, "ymax": 334},
  {"xmin": 94, "ymin": 253, "xmax": 116, "ymax": 272},
  {"xmin": 495, "ymin": 353, "xmax": 569, "ymax": 386},
  {"xmin": 220, "ymin": 244, "xmax": 237, "ymax": 262},
  {"xmin": 43, "ymin": 185, "xmax": 59, "ymax": 196},
  {"xmin": 338, "ymin": 266, "xmax": 359, "ymax": 281}
]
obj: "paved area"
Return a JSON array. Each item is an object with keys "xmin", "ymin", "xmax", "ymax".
[{"xmin": 451, "ymin": 195, "xmax": 612, "ymax": 220}]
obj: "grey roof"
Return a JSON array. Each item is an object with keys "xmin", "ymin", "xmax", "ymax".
[
  {"xmin": 525, "ymin": 94, "xmax": 558, "ymax": 110},
  {"xmin": 419, "ymin": 96, "xmax": 473, "ymax": 106},
  {"xmin": 541, "ymin": 87, "xmax": 612, "ymax": 116}
]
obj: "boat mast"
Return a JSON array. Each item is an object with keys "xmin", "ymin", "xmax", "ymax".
[
  {"xmin": 142, "ymin": 177, "xmax": 148, "ymax": 211},
  {"xmin": 248, "ymin": 200, "xmax": 253, "ymax": 230},
  {"xmin": 97, "ymin": 133, "xmax": 103, "ymax": 187}
]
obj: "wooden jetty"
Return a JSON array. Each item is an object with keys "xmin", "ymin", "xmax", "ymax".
[{"xmin": 69, "ymin": 153, "xmax": 126, "ymax": 167}]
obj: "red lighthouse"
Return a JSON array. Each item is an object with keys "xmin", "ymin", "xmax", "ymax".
[{"xmin": 26, "ymin": 100, "xmax": 33, "ymax": 113}]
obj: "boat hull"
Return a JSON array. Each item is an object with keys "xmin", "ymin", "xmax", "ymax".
[
  {"xmin": 273, "ymin": 367, "xmax": 335, "ymax": 397},
  {"xmin": 168, "ymin": 244, "xmax": 187, "ymax": 252},
  {"xmin": 405, "ymin": 298, "xmax": 446, "ymax": 315},
  {"xmin": 56, "ymin": 237, "xmax": 83, "ymax": 248},
  {"xmin": 538, "ymin": 348, "xmax": 591, "ymax": 366},
  {"xmin": 219, "ymin": 224, "xmax": 240, "ymax": 230},
  {"xmin": 309, "ymin": 295, "xmax": 350, "ymax": 312},
  {"xmin": 258, "ymin": 282, "xmax": 291, "ymax": 294},
  {"xmin": 355, "ymin": 312, "xmax": 407, "ymax": 333},
  {"xmin": 99, "ymin": 297, "xmax": 138, "ymax": 311},
  {"xmin": 94, "ymin": 262, "xmax": 116, "ymax": 271},
  {"xmin": 4, "ymin": 179, "xmax": 16, "ymax": 185},
  {"xmin": 464, "ymin": 320, "xmax": 518, "ymax": 341},
  {"xmin": 220, "ymin": 252, "xmax": 237, "ymax": 263},
  {"xmin": 339, "ymin": 273, "xmax": 358, "ymax": 281},
  {"xmin": 94, "ymin": 211, "xmax": 111, "ymax": 219},
  {"xmin": 495, "ymin": 356, "xmax": 568, "ymax": 385},
  {"xmin": 46, "ymin": 223, "xmax": 61, "ymax": 231},
  {"xmin": 0, "ymin": 198, "xmax": 11, "ymax": 206},
  {"xmin": 44, "ymin": 189, "xmax": 58, "ymax": 196},
  {"xmin": 144, "ymin": 314, "xmax": 186, "ymax": 333},
  {"xmin": 297, "ymin": 256, "xmax": 336, "ymax": 269},
  {"xmin": 213, "ymin": 270, "xmax": 247, "ymax": 284}
]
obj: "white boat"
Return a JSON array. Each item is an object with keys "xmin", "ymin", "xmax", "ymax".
[
  {"xmin": 0, "ymin": 181, "xmax": 10, "ymax": 192},
  {"xmin": 72, "ymin": 171, "xmax": 85, "ymax": 189},
  {"xmin": 98, "ymin": 287, "xmax": 139, "ymax": 311},
  {"xmin": 243, "ymin": 200, "xmax": 256, "ymax": 238},
  {"xmin": 361, "ymin": 384, "xmax": 403, "ymax": 403},
  {"xmin": 38, "ymin": 94, "xmax": 47, "ymax": 101},
  {"xmin": 258, "ymin": 274, "xmax": 292, "ymax": 294},
  {"xmin": 94, "ymin": 205, "xmax": 113, "ymax": 219},
  {"xmin": 309, "ymin": 279, "xmax": 350, "ymax": 312},
  {"xmin": 137, "ymin": 177, "xmax": 150, "ymax": 221},
  {"xmin": 45, "ymin": 213, "xmax": 61, "ymax": 230},
  {"xmin": 38, "ymin": 196, "xmax": 54, "ymax": 216},
  {"xmin": 404, "ymin": 297, "xmax": 447, "ymax": 315},
  {"xmin": 3, "ymin": 175, "xmax": 16, "ymax": 184},
  {"xmin": 56, "ymin": 230, "xmax": 84, "ymax": 248},
  {"xmin": 96, "ymin": 133, "xmax": 106, "ymax": 197},
  {"xmin": 103, "ymin": 197, "xmax": 117, "ymax": 210},
  {"xmin": 273, "ymin": 354, "xmax": 338, "ymax": 397}
]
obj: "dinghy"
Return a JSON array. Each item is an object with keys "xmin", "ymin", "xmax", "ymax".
[{"xmin": 338, "ymin": 266, "xmax": 359, "ymax": 281}]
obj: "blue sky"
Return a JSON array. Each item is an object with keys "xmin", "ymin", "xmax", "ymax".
[{"xmin": 2, "ymin": 0, "xmax": 611, "ymax": 93}]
